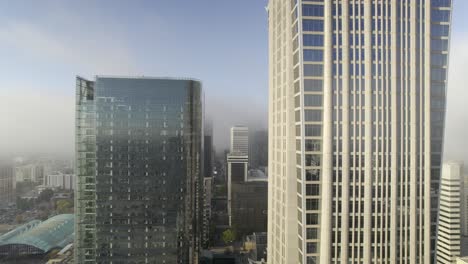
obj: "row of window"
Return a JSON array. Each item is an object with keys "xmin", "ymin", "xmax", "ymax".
[{"xmin": 302, "ymin": 5, "xmax": 324, "ymax": 17}]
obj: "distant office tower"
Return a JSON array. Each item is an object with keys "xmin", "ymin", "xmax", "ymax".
[
  {"xmin": 15, "ymin": 164, "xmax": 44, "ymax": 183},
  {"xmin": 436, "ymin": 162, "xmax": 462, "ymax": 264},
  {"xmin": 250, "ymin": 130, "xmax": 268, "ymax": 169},
  {"xmin": 201, "ymin": 124, "xmax": 214, "ymax": 248},
  {"xmin": 267, "ymin": 1, "xmax": 452, "ymax": 263},
  {"xmin": 75, "ymin": 76, "xmax": 203, "ymax": 263},
  {"xmin": 205, "ymin": 122, "xmax": 214, "ymax": 178},
  {"xmin": 230, "ymin": 126, "xmax": 249, "ymax": 155},
  {"xmin": 0, "ymin": 163, "xmax": 15, "ymax": 208},
  {"xmin": 226, "ymin": 153, "xmax": 248, "ymax": 226}
]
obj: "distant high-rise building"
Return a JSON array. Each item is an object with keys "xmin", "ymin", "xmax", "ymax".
[
  {"xmin": 15, "ymin": 164, "xmax": 44, "ymax": 183},
  {"xmin": 230, "ymin": 126, "xmax": 249, "ymax": 155},
  {"xmin": 267, "ymin": 1, "xmax": 453, "ymax": 263},
  {"xmin": 205, "ymin": 122, "xmax": 214, "ymax": 178},
  {"xmin": 249, "ymin": 130, "xmax": 268, "ymax": 169},
  {"xmin": 0, "ymin": 163, "xmax": 15, "ymax": 208},
  {"xmin": 436, "ymin": 162, "xmax": 462, "ymax": 263},
  {"xmin": 226, "ymin": 153, "xmax": 248, "ymax": 226},
  {"xmin": 75, "ymin": 76, "xmax": 204, "ymax": 263},
  {"xmin": 201, "ymin": 123, "xmax": 214, "ymax": 249}
]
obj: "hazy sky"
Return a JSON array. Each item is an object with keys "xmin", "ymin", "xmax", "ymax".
[{"xmin": 0, "ymin": 1, "xmax": 467, "ymax": 161}]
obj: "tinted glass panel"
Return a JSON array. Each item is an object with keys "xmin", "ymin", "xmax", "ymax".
[{"xmin": 303, "ymin": 19, "xmax": 324, "ymax": 32}]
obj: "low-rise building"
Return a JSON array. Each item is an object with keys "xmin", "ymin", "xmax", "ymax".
[{"xmin": 0, "ymin": 214, "xmax": 74, "ymax": 259}]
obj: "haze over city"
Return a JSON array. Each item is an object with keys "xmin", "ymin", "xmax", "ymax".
[{"xmin": 2, "ymin": 1, "xmax": 466, "ymax": 161}]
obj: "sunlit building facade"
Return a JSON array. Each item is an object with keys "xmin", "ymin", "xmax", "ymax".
[
  {"xmin": 75, "ymin": 76, "xmax": 203, "ymax": 263},
  {"xmin": 436, "ymin": 162, "xmax": 462, "ymax": 264},
  {"xmin": 230, "ymin": 126, "xmax": 249, "ymax": 155},
  {"xmin": 267, "ymin": 0, "xmax": 452, "ymax": 263}
]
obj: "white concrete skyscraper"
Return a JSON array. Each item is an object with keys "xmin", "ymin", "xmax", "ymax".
[
  {"xmin": 436, "ymin": 162, "xmax": 462, "ymax": 264},
  {"xmin": 267, "ymin": 1, "xmax": 452, "ymax": 263},
  {"xmin": 230, "ymin": 126, "xmax": 249, "ymax": 155}
]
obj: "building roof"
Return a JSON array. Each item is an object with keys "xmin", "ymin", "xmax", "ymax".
[{"xmin": 0, "ymin": 214, "xmax": 74, "ymax": 253}]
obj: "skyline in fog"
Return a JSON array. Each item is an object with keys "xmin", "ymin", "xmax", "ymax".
[{"xmin": 0, "ymin": 0, "xmax": 467, "ymax": 162}]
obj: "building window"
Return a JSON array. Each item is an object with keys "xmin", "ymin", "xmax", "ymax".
[
  {"xmin": 304, "ymin": 95, "xmax": 322, "ymax": 107},
  {"xmin": 303, "ymin": 19, "xmax": 324, "ymax": 32},
  {"xmin": 306, "ymin": 184, "xmax": 320, "ymax": 196},
  {"xmin": 303, "ymin": 34, "xmax": 324, "ymax": 47},
  {"xmin": 304, "ymin": 65, "xmax": 323, "ymax": 77},
  {"xmin": 302, "ymin": 5, "xmax": 324, "ymax": 17},
  {"xmin": 303, "ymin": 50, "xmax": 324, "ymax": 62}
]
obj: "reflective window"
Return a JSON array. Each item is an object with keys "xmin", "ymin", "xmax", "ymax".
[
  {"xmin": 304, "ymin": 110, "xmax": 322, "ymax": 122},
  {"xmin": 304, "ymin": 50, "xmax": 324, "ymax": 62},
  {"xmin": 306, "ymin": 227, "xmax": 318, "ymax": 239},
  {"xmin": 306, "ymin": 199, "xmax": 319, "ymax": 211},
  {"xmin": 306, "ymin": 242, "xmax": 318, "ymax": 253},
  {"xmin": 305, "ymin": 139, "xmax": 321, "ymax": 151},
  {"xmin": 303, "ymin": 34, "xmax": 324, "ymax": 47},
  {"xmin": 304, "ymin": 94, "xmax": 322, "ymax": 107},
  {"xmin": 302, "ymin": 5, "xmax": 324, "ymax": 17},
  {"xmin": 306, "ymin": 169, "xmax": 320, "ymax": 181},
  {"xmin": 304, "ymin": 65, "xmax": 323, "ymax": 77},
  {"xmin": 303, "ymin": 19, "xmax": 324, "ymax": 32},
  {"xmin": 306, "ymin": 184, "xmax": 320, "ymax": 196},
  {"xmin": 431, "ymin": 38, "xmax": 449, "ymax": 51},
  {"xmin": 304, "ymin": 79, "xmax": 323, "ymax": 92},
  {"xmin": 431, "ymin": 24, "xmax": 449, "ymax": 37},
  {"xmin": 431, "ymin": 68, "xmax": 447, "ymax": 80},
  {"xmin": 306, "ymin": 213, "xmax": 319, "ymax": 225},
  {"xmin": 305, "ymin": 155, "xmax": 321, "ymax": 166},
  {"xmin": 431, "ymin": 9, "xmax": 450, "ymax": 22},
  {"xmin": 305, "ymin": 124, "xmax": 322, "ymax": 137},
  {"xmin": 432, "ymin": 0, "xmax": 451, "ymax": 7},
  {"xmin": 431, "ymin": 53, "xmax": 447, "ymax": 66}
]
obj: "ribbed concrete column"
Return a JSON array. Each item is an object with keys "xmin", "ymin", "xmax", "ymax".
[
  {"xmin": 410, "ymin": 0, "xmax": 418, "ymax": 263},
  {"xmin": 363, "ymin": 0, "xmax": 373, "ymax": 262},
  {"xmin": 319, "ymin": 0, "xmax": 333, "ymax": 262},
  {"xmin": 390, "ymin": 0, "xmax": 398, "ymax": 263},
  {"xmin": 340, "ymin": 0, "xmax": 351, "ymax": 262},
  {"xmin": 424, "ymin": 0, "xmax": 433, "ymax": 263}
]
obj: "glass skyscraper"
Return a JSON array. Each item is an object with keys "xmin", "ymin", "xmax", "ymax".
[
  {"xmin": 75, "ymin": 76, "xmax": 203, "ymax": 263},
  {"xmin": 267, "ymin": 0, "xmax": 452, "ymax": 263}
]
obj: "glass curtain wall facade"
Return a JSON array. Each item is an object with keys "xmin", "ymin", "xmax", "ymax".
[
  {"xmin": 75, "ymin": 76, "xmax": 203, "ymax": 264},
  {"xmin": 267, "ymin": 0, "xmax": 452, "ymax": 263}
]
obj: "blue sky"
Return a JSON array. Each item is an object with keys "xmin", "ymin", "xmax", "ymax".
[{"xmin": 0, "ymin": 0, "xmax": 467, "ymax": 159}]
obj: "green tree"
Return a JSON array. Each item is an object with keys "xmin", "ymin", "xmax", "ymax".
[
  {"xmin": 222, "ymin": 229, "xmax": 236, "ymax": 244},
  {"xmin": 56, "ymin": 200, "xmax": 73, "ymax": 214}
]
